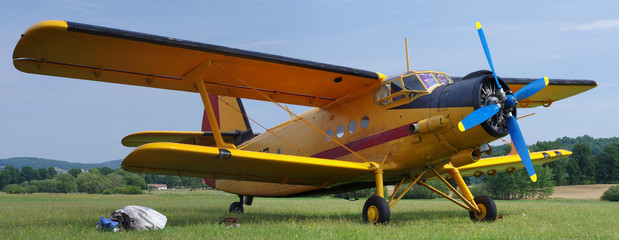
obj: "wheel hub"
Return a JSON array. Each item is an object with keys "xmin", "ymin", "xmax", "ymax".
[
  {"xmin": 474, "ymin": 203, "xmax": 487, "ymax": 220},
  {"xmin": 367, "ymin": 206, "xmax": 379, "ymax": 223}
]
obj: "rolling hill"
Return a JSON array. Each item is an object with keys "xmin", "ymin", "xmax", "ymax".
[{"xmin": 0, "ymin": 157, "xmax": 122, "ymax": 171}]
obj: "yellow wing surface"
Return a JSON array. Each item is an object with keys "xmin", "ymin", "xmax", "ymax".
[
  {"xmin": 13, "ymin": 20, "xmax": 384, "ymax": 107},
  {"xmin": 122, "ymin": 142, "xmax": 375, "ymax": 186},
  {"xmin": 499, "ymin": 78, "xmax": 596, "ymax": 108},
  {"xmin": 446, "ymin": 149, "xmax": 572, "ymax": 179}
]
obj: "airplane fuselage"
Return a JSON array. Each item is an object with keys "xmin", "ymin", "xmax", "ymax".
[{"xmin": 214, "ymin": 70, "xmax": 507, "ymax": 197}]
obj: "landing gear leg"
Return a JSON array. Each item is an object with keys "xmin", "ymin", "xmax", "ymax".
[
  {"xmin": 362, "ymin": 164, "xmax": 390, "ymax": 224},
  {"xmin": 229, "ymin": 195, "xmax": 244, "ymax": 214},
  {"xmin": 442, "ymin": 163, "xmax": 497, "ymax": 221}
]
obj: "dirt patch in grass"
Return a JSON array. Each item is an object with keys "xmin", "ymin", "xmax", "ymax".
[{"xmin": 551, "ymin": 184, "xmax": 614, "ymax": 199}]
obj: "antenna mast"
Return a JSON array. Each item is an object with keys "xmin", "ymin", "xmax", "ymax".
[{"xmin": 405, "ymin": 37, "xmax": 411, "ymax": 72}]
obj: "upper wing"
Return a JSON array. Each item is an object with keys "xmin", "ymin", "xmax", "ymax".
[
  {"xmin": 452, "ymin": 75, "xmax": 597, "ymax": 108},
  {"xmin": 121, "ymin": 142, "xmax": 375, "ymax": 186},
  {"xmin": 13, "ymin": 20, "xmax": 385, "ymax": 107},
  {"xmin": 451, "ymin": 149, "xmax": 571, "ymax": 178},
  {"xmin": 501, "ymin": 77, "xmax": 597, "ymax": 108}
]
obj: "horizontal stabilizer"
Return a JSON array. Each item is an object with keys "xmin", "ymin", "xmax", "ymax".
[{"xmin": 121, "ymin": 131, "xmax": 242, "ymax": 147}]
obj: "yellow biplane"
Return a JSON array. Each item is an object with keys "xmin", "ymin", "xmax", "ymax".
[{"xmin": 13, "ymin": 20, "xmax": 596, "ymax": 224}]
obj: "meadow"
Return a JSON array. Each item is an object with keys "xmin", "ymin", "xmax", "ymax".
[{"xmin": 0, "ymin": 189, "xmax": 616, "ymax": 239}]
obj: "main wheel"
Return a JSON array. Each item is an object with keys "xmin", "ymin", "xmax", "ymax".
[
  {"xmin": 229, "ymin": 202, "xmax": 244, "ymax": 214},
  {"xmin": 469, "ymin": 195, "xmax": 497, "ymax": 221},
  {"xmin": 362, "ymin": 195, "xmax": 390, "ymax": 224}
]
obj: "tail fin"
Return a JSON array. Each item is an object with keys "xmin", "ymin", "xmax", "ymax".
[{"xmin": 201, "ymin": 95, "xmax": 254, "ymax": 144}]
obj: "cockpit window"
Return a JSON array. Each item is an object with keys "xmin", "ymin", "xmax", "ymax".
[
  {"xmin": 417, "ymin": 73, "xmax": 438, "ymax": 89},
  {"xmin": 375, "ymin": 71, "xmax": 453, "ymax": 106},
  {"xmin": 433, "ymin": 73, "xmax": 452, "ymax": 85},
  {"xmin": 402, "ymin": 74, "xmax": 425, "ymax": 91},
  {"xmin": 391, "ymin": 78, "xmax": 404, "ymax": 93}
]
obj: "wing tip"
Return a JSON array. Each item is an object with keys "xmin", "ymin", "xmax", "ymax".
[
  {"xmin": 23, "ymin": 20, "xmax": 68, "ymax": 35},
  {"xmin": 377, "ymin": 72, "xmax": 387, "ymax": 81}
]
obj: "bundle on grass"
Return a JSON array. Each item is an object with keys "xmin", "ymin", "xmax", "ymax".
[{"xmin": 110, "ymin": 205, "xmax": 167, "ymax": 231}]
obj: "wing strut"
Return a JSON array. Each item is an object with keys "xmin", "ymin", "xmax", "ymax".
[{"xmin": 184, "ymin": 60, "xmax": 236, "ymax": 149}]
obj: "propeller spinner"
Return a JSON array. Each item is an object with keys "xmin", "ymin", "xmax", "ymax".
[{"xmin": 458, "ymin": 22, "xmax": 549, "ymax": 182}]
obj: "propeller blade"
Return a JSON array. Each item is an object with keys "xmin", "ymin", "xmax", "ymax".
[
  {"xmin": 506, "ymin": 115, "xmax": 537, "ymax": 182},
  {"xmin": 513, "ymin": 76, "xmax": 549, "ymax": 101},
  {"xmin": 476, "ymin": 21, "xmax": 502, "ymax": 91},
  {"xmin": 457, "ymin": 104, "xmax": 501, "ymax": 132}
]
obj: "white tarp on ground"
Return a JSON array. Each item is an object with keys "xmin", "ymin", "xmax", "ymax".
[{"xmin": 110, "ymin": 205, "xmax": 167, "ymax": 231}]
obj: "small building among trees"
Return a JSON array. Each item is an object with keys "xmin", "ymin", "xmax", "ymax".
[{"xmin": 148, "ymin": 184, "xmax": 168, "ymax": 190}]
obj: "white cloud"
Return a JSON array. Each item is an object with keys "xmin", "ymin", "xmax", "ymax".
[
  {"xmin": 240, "ymin": 39, "xmax": 284, "ymax": 48},
  {"xmin": 563, "ymin": 19, "xmax": 619, "ymax": 31},
  {"xmin": 59, "ymin": 0, "xmax": 101, "ymax": 15}
]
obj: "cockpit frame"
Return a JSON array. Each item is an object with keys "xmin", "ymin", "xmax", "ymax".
[{"xmin": 375, "ymin": 71, "xmax": 453, "ymax": 106}]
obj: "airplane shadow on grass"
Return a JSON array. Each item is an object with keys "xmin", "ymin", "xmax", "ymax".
[{"xmin": 163, "ymin": 207, "xmax": 472, "ymax": 226}]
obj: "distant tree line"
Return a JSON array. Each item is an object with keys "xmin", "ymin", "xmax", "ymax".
[
  {"xmin": 141, "ymin": 174, "xmax": 205, "ymax": 189},
  {"xmin": 0, "ymin": 166, "xmax": 147, "ymax": 194},
  {"xmin": 487, "ymin": 135, "xmax": 618, "ymax": 186},
  {"xmin": 470, "ymin": 135, "xmax": 618, "ymax": 200},
  {"xmin": 0, "ymin": 165, "xmax": 206, "ymax": 194}
]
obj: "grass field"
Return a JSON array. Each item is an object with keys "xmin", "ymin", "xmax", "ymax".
[{"xmin": 0, "ymin": 189, "xmax": 617, "ymax": 239}]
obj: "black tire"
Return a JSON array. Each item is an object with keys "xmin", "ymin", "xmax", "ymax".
[
  {"xmin": 229, "ymin": 202, "xmax": 244, "ymax": 214},
  {"xmin": 469, "ymin": 195, "xmax": 497, "ymax": 221},
  {"xmin": 362, "ymin": 195, "xmax": 390, "ymax": 224}
]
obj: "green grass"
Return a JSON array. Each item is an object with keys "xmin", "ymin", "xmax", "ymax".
[{"xmin": 0, "ymin": 190, "xmax": 617, "ymax": 239}]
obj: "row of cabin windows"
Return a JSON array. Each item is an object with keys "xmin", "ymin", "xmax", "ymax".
[{"xmin": 325, "ymin": 116, "xmax": 369, "ymax": 142}]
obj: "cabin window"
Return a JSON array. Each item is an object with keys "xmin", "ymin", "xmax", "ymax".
[
  {"xmin": 336, "ymin": 125, "xmax": 345, "ymax": 138},
  {"xmin": 325, "ymin": 129, "xmax": 334, "ymax": 142},
  {"xmin": 360, "ymin": 116, "xmax": 370, "ymax": 129},
  {"xmin": 348, "ymin": 120, "xmax": 357, "ymax": 134}
]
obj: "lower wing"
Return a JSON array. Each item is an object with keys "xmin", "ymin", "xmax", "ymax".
[
  {"xmin": 439, "ymin": 149, "xmax": 572, "ymax": 179},
  {"xmin": 121, "ymin": 142, "xmax": 376, "ymax": 187}
]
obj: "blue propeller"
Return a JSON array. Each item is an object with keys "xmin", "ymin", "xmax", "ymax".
[
  {"xmin": 476, "ymin": 22, "xmax": 503, "ymax": 93},
  {"xmin": 458, "ymin": 22, "xmax": 550, "ymax": 182},
  {"xmin": 457, "ymin": 104, "xmax": 501, "ymax": 132}
]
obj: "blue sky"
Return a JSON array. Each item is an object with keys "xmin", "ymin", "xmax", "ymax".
[{"xmin": 1, "ymin": 0, "xmax": 618, "ymax": 163}]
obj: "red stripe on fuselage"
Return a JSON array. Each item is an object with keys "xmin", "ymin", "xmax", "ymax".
[{"xmin": 311, "ymin": 124, "xmax": 416, "ymax": 159}]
